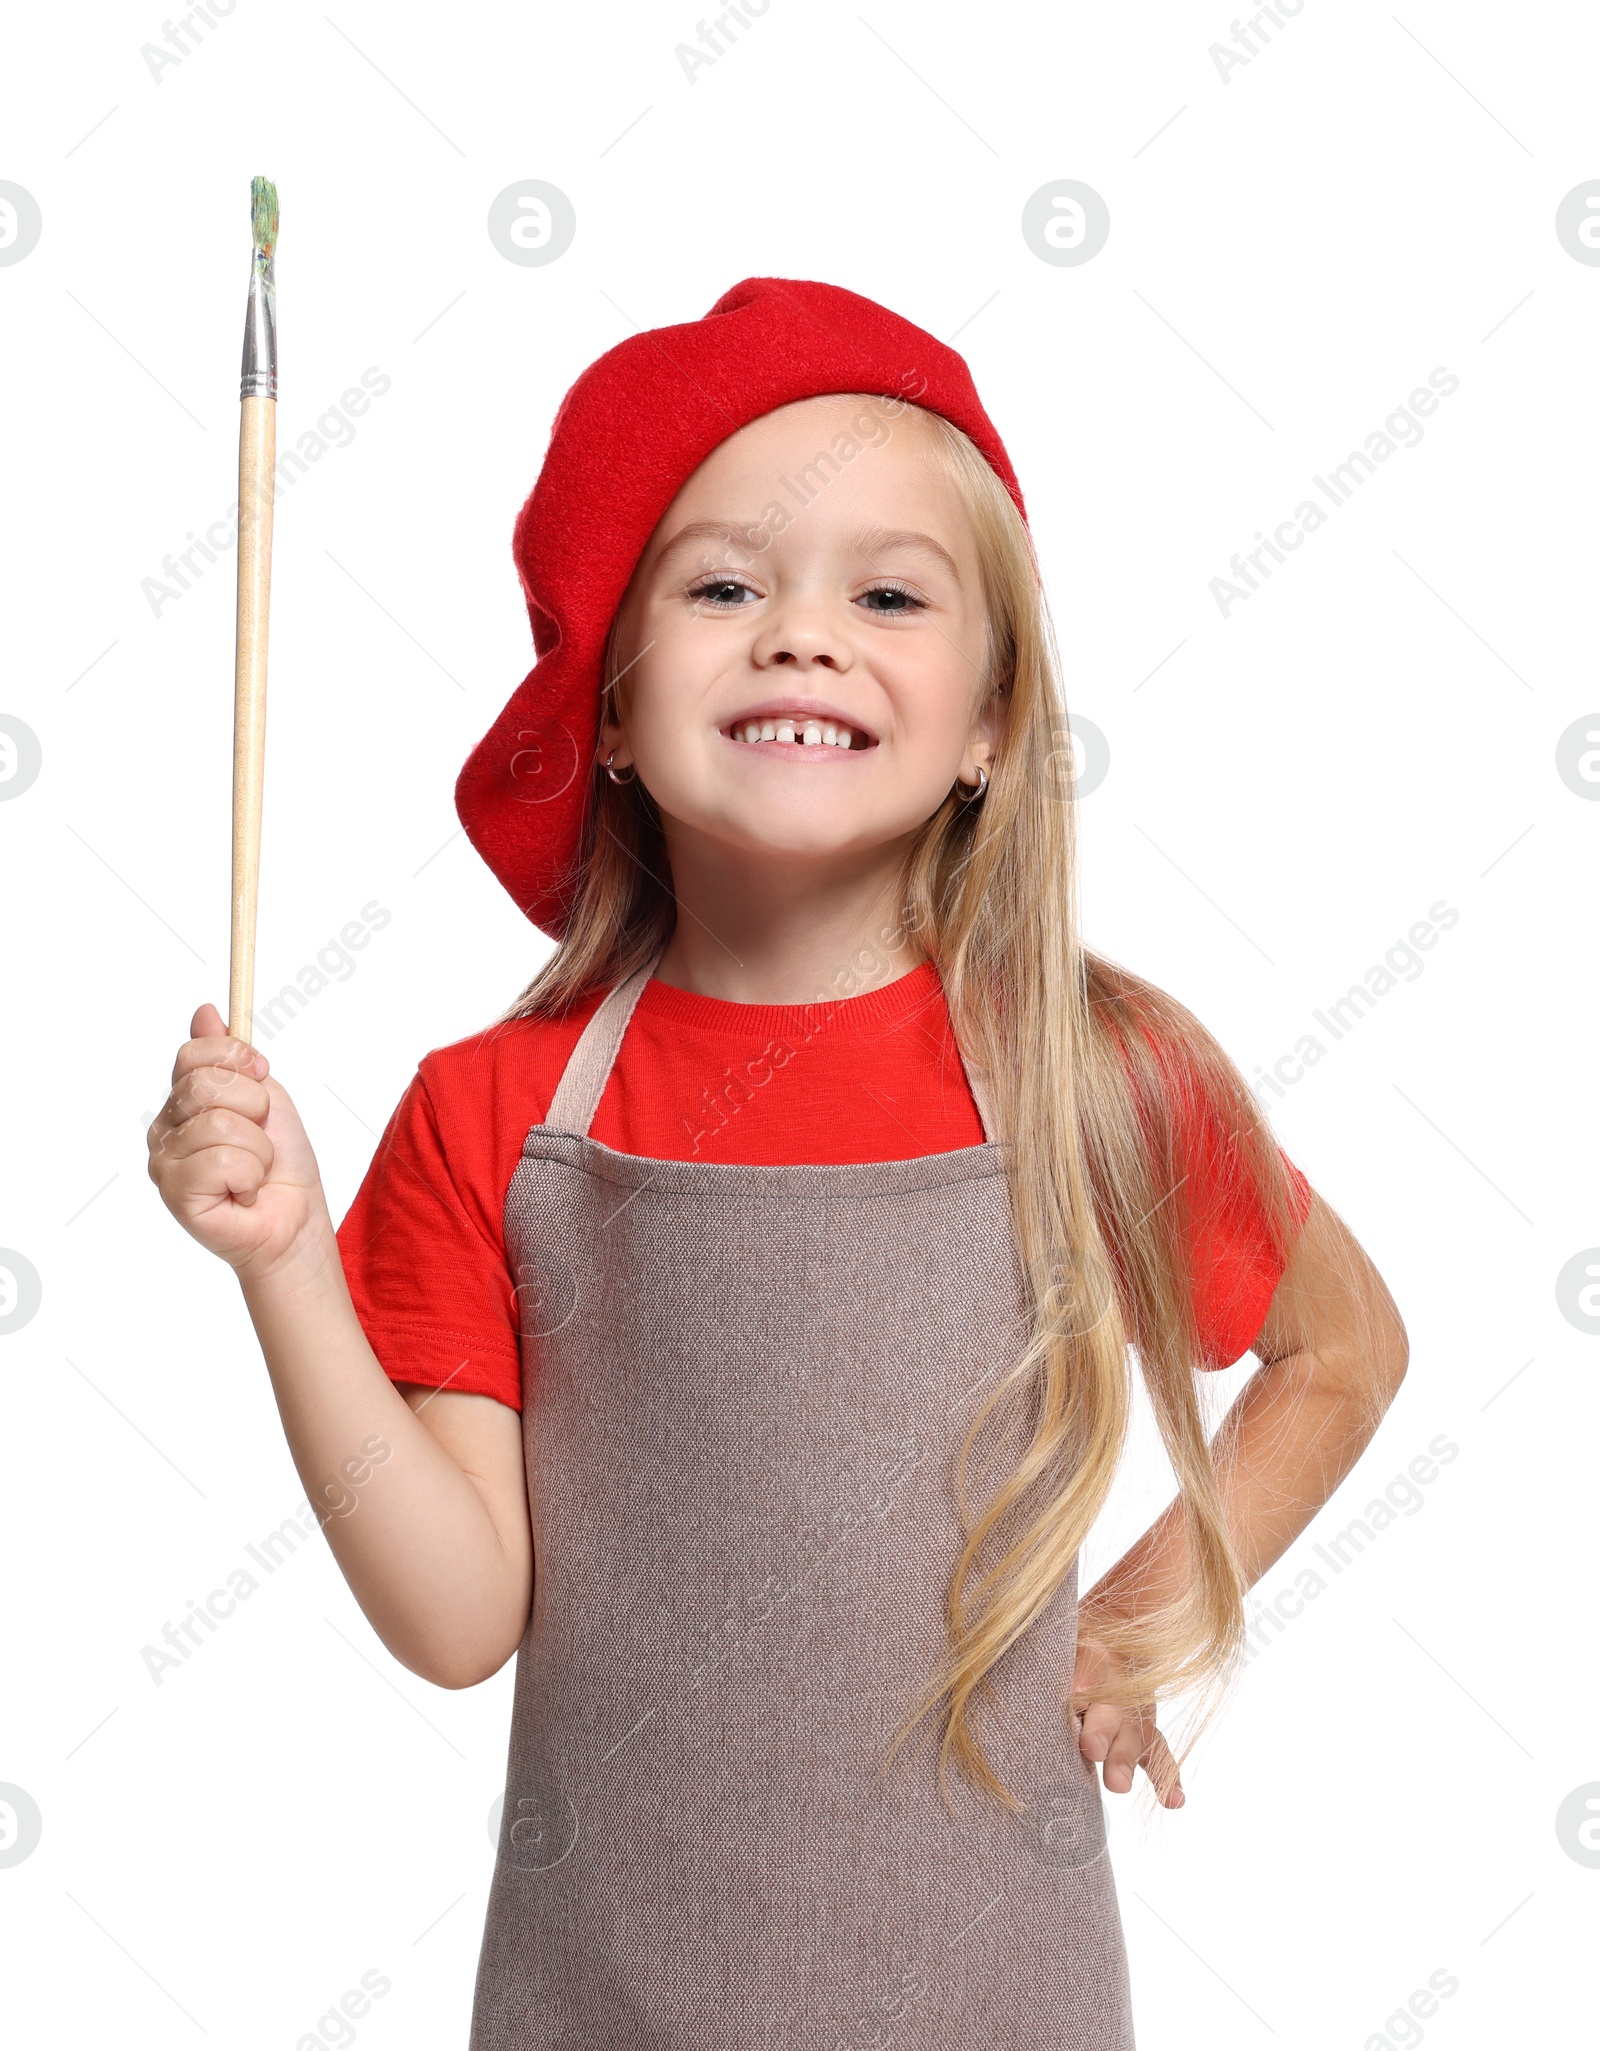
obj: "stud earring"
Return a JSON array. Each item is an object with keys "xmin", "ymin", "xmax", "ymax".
[{"xmin": 604, "ymin": 750, "xmax": 637, "ymax": 786}]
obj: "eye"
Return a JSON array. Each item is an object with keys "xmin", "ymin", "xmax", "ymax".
[
  {"xmin": 687, "ymin": 575, "xmax": 760, "ymax": 609},
  {"xmin": 856, "ymin": 581, "xmax": 927, "ymax": 615}
]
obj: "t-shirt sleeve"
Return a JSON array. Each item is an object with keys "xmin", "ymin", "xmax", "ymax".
[
  {"xmin": 334, "ymin": 1059, "xmax": 524, "ymax": 1410},
  {"xmin": 1175, "ymin": 1078, "xmax": 1315, "ymax": 1371}
]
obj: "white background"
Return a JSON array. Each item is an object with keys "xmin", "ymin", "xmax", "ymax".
[{"xmin": 4, "ymin": 0, "xmax": 1597, "ymax": 2044}]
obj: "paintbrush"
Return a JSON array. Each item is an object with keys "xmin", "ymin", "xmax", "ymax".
[{"xmin": 228, "ymin": 175, "xmax": 277, "ymax": 1047}]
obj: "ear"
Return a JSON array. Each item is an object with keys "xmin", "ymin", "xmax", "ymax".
[
  {"xmin": 594, "ymin": 626, "xmax": 633, "ymax": 761},
  {"xmin": 593, "ymin": 680, "xmax": 637, "ymax": 778},
  {"xmin": 965, "ymin": 682, "xmax": 1006, "ymax": 777},
  {"xmin": 595, "ymin": 594, "xmax": 637, "ymax": 761}
]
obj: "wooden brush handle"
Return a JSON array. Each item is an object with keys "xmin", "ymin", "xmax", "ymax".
[{"xmin": 228, "ymin": 395, "xmax": 274, "ymax": 1046}]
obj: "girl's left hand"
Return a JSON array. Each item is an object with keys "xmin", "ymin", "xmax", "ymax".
[{"xmin": 1070, "ymin": 1635, "xmax": 1185, "ymax": 1808}]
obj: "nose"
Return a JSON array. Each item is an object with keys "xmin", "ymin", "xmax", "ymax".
[{"xmin": 751, "ymin": 596, "xmax": 853, "ymax": 673}]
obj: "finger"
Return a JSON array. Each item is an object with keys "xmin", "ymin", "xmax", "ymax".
[
  {"xmin": 159, "ymin": 1123, "xmax": 272, "ymax": 1211},
  {"xmin": 165, "ymin": 1063, "xmax": 273, "ymax": 1131},
  {"xmin": 1098, "ymin": 1711, "xmax": 1148, "ymax": 1796},
  {"xmin": 150, "ymin": 1072, "xmax": 273, "ymax": 1171},
  {"xmin": 161, "ymin": 1051, "xmax": 269, "ymax": 1139},
  {"xmin": 175, "ymin": 1005, "xmax": 270, "ymax": 1089},
  {"xmin": 1140, "ymin": 1726, "xmax": 1185, "ymax": 1808},
  {"xmin": 153, "ymin": 1103, "xmax": 274, "ymax": 1174},
  {"xmin": 1077, "ymin": 1703, "xmax": 1142, "ymax": 1794},
  {"xmin": 191, "ymin": 1000, "xmax": 266, "ymax": 1053},
  {"xmin": 1075, "ymin": 1702, "xmax": 1123, "ymax": 1767}
]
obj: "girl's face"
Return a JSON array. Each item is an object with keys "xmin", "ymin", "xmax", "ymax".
[{"xmin": 600, "ymin": 395, "xmax": 998, "ymax": 876}]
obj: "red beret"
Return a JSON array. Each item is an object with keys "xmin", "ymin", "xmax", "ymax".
[{"xmin": 454, "ymin": 275, "xmax": 1027, "ymax": 938}]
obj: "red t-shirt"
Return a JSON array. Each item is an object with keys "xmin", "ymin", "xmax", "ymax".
[{"xmin": 334, "ymin": 961, "xmax": 1313, "ymax": 1410}]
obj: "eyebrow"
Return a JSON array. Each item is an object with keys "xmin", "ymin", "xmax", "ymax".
[
  {"xmin": 652, "ymin": 519, "xmax": 765, "ymax": 566},
  {"xmin": 850, "ymin": 525, "xmax": 962, "ymax": 582}
]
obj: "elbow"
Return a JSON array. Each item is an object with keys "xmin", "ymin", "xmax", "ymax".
[
  {"xmin": 427, "ymin": 1660, "xmax": 501, "ymax": 1692},
  {"xmin": 1370, "ymin": 1342, "xmax": 1409, "ymax": 1413},
  {"xmin": 394, "ymin": 1629, "xmax": 524, "ymax": 1692},
  {"xmin": 1342, "ymin": 1260, "xmax": 1411, "ymax": 1396},
  {"xmin": 407, "ymin": 1649, "xmax": 513, "ymax": 1691},
  {"xmin": 1290, "ymin": 1284, "xmax": 1408, "ymax": 1406},
  {"xmin": 1375, "ymin": 1305, "xmax": 1410, "ymax": 1397},
  {"xmin": 1321, "ymin": 1310, "xmax": 1409, "ymax": 1411}
]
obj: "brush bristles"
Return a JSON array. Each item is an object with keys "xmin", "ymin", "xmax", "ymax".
[{"xmin": 251, "ymin": 176, "xmax": 278, "ymax": 261}]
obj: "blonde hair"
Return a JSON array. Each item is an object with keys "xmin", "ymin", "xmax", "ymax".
[{"xmin": 495, "ymin": 399, "xmax": 1391, "ymax": 1818}]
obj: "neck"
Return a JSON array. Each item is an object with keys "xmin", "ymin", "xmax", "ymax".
[{"xmin": 649, "ymin": 841, "xmax": 928, "ymax": 1005}]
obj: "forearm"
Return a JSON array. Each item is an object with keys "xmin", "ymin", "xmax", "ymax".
[
  {"xmin": 237, "ymin": 1221, "xmax": 529, "ymax": 1687},
  {"xmin": 1083, "ymin": 1344, "xmax": 1404, "ymax": 1625}
]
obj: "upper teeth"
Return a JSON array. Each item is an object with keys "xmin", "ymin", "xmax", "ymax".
[{"xmin": 734, "ymin": 718, "xmax": 862, "ymax": 748}]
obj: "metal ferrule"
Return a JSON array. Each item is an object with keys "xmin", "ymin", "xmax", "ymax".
[{"xmin": 240, "ymin": 258, "xmax": 277, "ymax": 400}]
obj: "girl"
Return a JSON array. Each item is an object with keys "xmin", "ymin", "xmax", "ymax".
[{"xmin": 150, "ymin": 277, "xmax": 1407, "ymax": 2047}]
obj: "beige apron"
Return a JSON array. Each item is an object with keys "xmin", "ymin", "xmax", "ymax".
[{"xmin": 472, "ymin": 949, "xmax": 1135, "ymax": 2048}]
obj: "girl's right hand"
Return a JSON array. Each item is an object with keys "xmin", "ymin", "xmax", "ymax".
[
  {"xmin": 1070, "ymin": 1632, "xmax": 1185, "ymax": 1809},
  {"xmin": 148, "ymin": 1001, "xmax": 332, "ymax": 1282}
]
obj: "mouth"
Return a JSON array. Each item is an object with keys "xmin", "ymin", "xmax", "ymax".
[{"xmin": 718, "ymin": 700, "xmax": 879, "ymax": 754}]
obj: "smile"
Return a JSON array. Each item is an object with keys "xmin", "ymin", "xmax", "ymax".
[{"xmin": 719, "ymin": 703, "xmax": 878, "ymax": 752}]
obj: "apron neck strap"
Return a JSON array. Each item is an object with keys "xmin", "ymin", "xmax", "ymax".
[
  {"xmin": 544, "ymin": 944, "xmax": 667, "ymax": 1137},
  {"xmin": 958, "ymin": 1054, "xmax": 997, "ymax": 1146}
]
